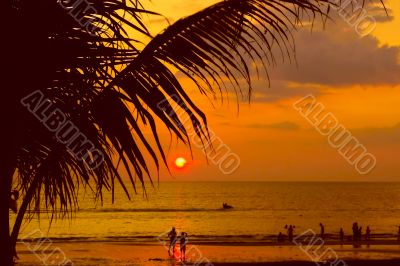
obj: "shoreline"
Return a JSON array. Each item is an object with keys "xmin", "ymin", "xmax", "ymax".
[{"xmin": 18, "ymin": 238, "xmax": 400, "ymax": 246}]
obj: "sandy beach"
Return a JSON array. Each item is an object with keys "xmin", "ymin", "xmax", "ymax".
[{"xmin": 15, "ymin": 240, "xmax": 400, "ymax": 266}]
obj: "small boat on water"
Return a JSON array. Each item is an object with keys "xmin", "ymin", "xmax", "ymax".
[{"xmin": 222, "ymin": 203, "xmax": 233, "ymax": 209}]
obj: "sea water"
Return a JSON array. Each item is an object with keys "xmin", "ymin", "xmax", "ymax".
[{"xmin": 15, "ymin": 182, "xmax": 400, "ymax": 242}]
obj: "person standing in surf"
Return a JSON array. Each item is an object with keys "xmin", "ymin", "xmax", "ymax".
[
  {"xmin": 287, "ymin": 225, "xmax": 294, "ymax": 242},
  {"xmin": 180, "ymin": 232, "xmax": 188, "ymax": 262},
  {"xmin": 168, "ymin": 227, "xmax": 177, "ymax": 256},
  {"xmin": 319, "ymin": 223, "xmax": 325, "ymax": 240}
]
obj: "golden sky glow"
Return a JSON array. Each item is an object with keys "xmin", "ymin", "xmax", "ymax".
[
  {"xmin": 372, "ymin": 0, "xmax": 400, "ymax": 46},
  {"xmin": 138, "ymin": 0, "xmax": 400, "ymax": 182}
]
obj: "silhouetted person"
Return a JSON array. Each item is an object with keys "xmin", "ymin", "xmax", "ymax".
[
  {"xmin": 288, "ymin": 225, "xmax": 294, "ymax": 242},
  {"xmin": 365, "ymin": 226, "xmax": 371, "ymax": 241},
  {"xmin": 319, "ymin": 223, "xmax": 325, "ymax": 239},
  {"xmin": 168, "ymin": 227, "xmax": 177, "ymax": 256},
  {"xmin": 352, "ymin": 222, "xmax": 359, "ymax": 241},
  {"xmin": 180, "ymin": 232, "xmax": 188, "ymax": 261},
  {"xmin": 340, "ymin": 228, "xmax": 344, "ymax": 242}
]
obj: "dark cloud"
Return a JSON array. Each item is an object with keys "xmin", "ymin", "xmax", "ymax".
[
  {"xmin": 239, "ymin": 13, "xmax": 400, "ymax": 104},
  {"xmin": 367, "ymin": 6, "xmax": 394, "ymax": 22},
  {"xmin": 248, "ymin": 80, "xmax": 324, "ymax": 103},
  {"xmin": 174, "ymin": 4, "xmax": 399, "ymax": 104},
  {"xmin": 338, "ymin": 0, "xmax": 394, "ymax": 23},
  {"xmin": 268, "ymin": 20, "xmax": 400, "ymax": 86}
]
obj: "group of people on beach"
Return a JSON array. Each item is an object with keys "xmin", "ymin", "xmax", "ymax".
[
  {"xmin": 350, "ymin": 222, "xmax": 371, "ymax": 241},
  {"xmin": 278, "ymin": 222, "xmax": 400, "ymax": 243},
  {"xmin": 278, "ymin": 224, "xmax": 296, "ymax": 242},
  {"xmin": 167, "ymin": 227, "xmax": 188, "ymax": 261}
]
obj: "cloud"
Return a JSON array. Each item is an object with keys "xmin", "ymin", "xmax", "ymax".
[
  {"xmin": 173, "ymin": 2, "xmax": 399, "ymax": 104},
  {"xmin": 364, "ymin": 0, "xmax": 394, "ymax": 21},
  {"xmin": 368, "ymin": 6, "xmax": 394, "ymax": 22},
  {"xmin": 268, "ymin": 20, "xmax": 400, "ymax": 86},
  {"xmin": 241, "ymin": 12, "xmax": 400, "ymax": 103},
  {"xmin": 342, "ymin": 0, "xmax": 395, "ymax": 23},
  {"xmin": 246, "ymin": 121, "xmax": 300, "ymax": 131},
  {"xmin": 248, "ymin": 80, "xmax": 325, "ymax": 103}
]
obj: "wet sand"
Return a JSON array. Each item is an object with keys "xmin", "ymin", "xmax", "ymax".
[
  {"xmin": 15, "ymin": 240, "xmax": 400, "ymax": 266},
  {"xmin": 212, "ymin": 261, "xmax": 400, "ymax": 266}
]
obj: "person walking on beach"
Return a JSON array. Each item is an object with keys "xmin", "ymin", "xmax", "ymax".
[
  {"xmin": 319, "ymin": 223, "xmax": 325, "ymax": 240},
  {"xmin": 179, "ymin": 232, "xmax": 188, "ymax": 262},
  {"xmin": 365, "ymin": 226, "xmax": 371, "ymax": 241},
  {"xmin": 340, "ymin": 228, "xmax": 344, "ymax": 242},
  {"xmin": 287, "ymin": 225, "xmax": 294, "ymax": 242},
  {"xmin": 168, "ymin": 227, "xmax": 177, "ymax": 256},
  {"xmin": 352, "ymin": 222, "xmax": 359, "ymax": 241}
]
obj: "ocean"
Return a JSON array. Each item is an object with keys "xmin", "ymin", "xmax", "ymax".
[{"xmin": 15, "ymin": 182, "xmax": 400, "ymax": 243}]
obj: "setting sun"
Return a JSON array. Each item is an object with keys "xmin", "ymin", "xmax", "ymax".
[{"xmin": 175, "ymin": 157, "xmax": 187, "ymax": 168}]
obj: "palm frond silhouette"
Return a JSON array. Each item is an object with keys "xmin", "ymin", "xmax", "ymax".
[{"xmin": 1, "ymin": 0, "xmax": 365, "ymax": 263}]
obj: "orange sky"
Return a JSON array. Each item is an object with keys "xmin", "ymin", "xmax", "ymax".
[{"xmin": 136, "ymin": 0, "xmax": 400, "ymax": 182}]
